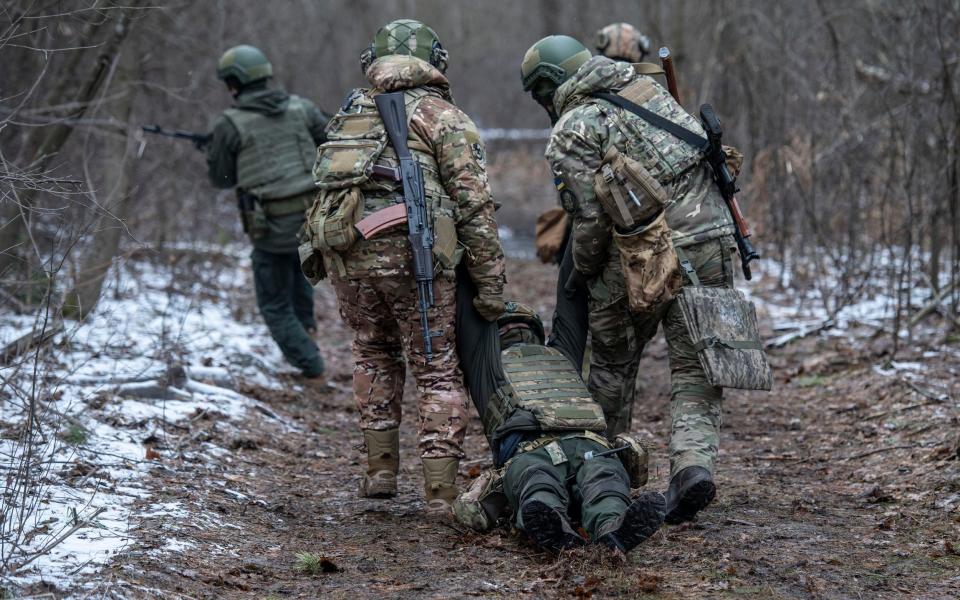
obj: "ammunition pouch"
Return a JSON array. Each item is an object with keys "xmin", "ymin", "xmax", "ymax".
[
  {"xmin": 612, "ymin": 433, "xmax": 650, "ymax": 489},
  {"xmin": 613, "ymin": 210, "xmax": 683, "ymax": 314},
  {"xmin": 594, "ymin": 146, "xmax": 667, "ymax": 230},
  {"xmin": 298, "ymin": 240, "xmax": 326, "ymax": 286},
  {"xmin": 452, "ymin": 468, "xmax": 509, "ymax": 532},
  {"xmin": 675, "ymin": 248, "xmax": 773, "ymax": 390}
]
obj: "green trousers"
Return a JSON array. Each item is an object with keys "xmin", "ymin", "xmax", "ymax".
[
  {"xmin": 587, "ymin": 236, "xmax": 735, "ymax": 478},
  {"xmin": 502, "ymin": 436, "xmax": 632, "ymax": 540},
  {"xmin": 251, "ymin": 248, "xmax": 324, "ymax": 377}
]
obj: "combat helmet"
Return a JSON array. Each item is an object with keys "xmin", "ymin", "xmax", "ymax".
[
  {"xmin": 595, "ymin": 23, "xmax": 651, "ymax": 63},
  {"xmin": 497, "ymin": 301, "xmax": 545, "ymax": 348},
  {"xmin": 216, "ymin": 45, "xmax": 273, "ymax": 86},
  {"xmin": 360, "ymin": 19, "xmax": 449, "ymax": 74},
  {"xmin": 520, "ymin": 35, "xmax": 591, "ymax": 113}
]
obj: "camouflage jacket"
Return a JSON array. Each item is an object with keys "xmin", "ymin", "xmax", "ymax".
[
  {"xmin": 333, "ymin": 56, "xmax": 505, "ymax": 296},
  {"xmin": 545, "ymin": 56, "xmax": 734, "ymax": 298}
]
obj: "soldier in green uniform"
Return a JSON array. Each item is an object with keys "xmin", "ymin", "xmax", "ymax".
[
  {"xmin": 206, "ymin": 44, "xmax": 326, "ymax": 379},
  {"xmin": 520, "ymin": 36, "xmax": 742, "ymax": 523},
  {"xmin": 304, "ymin": 20, "xmax": 505, "ymax": 516},
  {"xmin": 452, "ymin": 249, "xmax": 664, "ymax": 553}
]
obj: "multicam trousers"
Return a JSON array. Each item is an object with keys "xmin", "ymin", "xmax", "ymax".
[
  {"xmin": 332, "ymin": 273, "xmax": 468, "ymax": 459},
  {"xmin": 587, "ymin": 235, "xmax": 736, "ymax": 478}
]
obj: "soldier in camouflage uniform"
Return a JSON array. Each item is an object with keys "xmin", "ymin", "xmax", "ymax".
[
  {"xmin": 308, "ymin": 20, "xmax": 505, "ymax": 516},
  {"xmin": 207, "ymin": 45, "xmax": 326, "ymax": 378},
  {"xmin": 595, "ymin": 22, "xmax": 652, "ymax": 64},
  {"xmin": 521, "ymin": 36, "xmax": 741, "ymax": 523},
  {"xmin": 452, "ymin": 285, "xmax": 666, "ymax": 554}
]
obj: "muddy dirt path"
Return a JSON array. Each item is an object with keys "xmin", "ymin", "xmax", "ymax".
[{"xmin": 88, "ymin": 259, "xmax": 959, "ymax": 599}]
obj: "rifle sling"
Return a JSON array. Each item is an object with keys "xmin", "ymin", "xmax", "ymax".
[{"xmin": 590, "ymin": 92, "xmax": 709, "ymax": 153}]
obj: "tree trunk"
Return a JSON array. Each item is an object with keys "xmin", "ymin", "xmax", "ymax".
[
  {"xmin": 0, "ymin": 7, "xmax": 135, "ymax": 284},
  {"xmin": 60, "ymin": 44, "xmax": 140, "ymax": 321}
]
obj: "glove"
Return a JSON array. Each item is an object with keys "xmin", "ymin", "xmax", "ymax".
[{"xmin": 473, "ymin": 295, "xmax": 506, "ymax": 321}]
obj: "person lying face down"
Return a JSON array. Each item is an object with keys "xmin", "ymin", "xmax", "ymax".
[{"xmin": 453, "ymin": 248, "xmax": 665, "ymax": 554}]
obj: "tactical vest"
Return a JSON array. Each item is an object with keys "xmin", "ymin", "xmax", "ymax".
[
  {"xmin": 223, "ymin": 95, "xmax": 317, "ymax": 200},
  {"xmin": 593, "ymin": 77, "xmax": 733, "ymax": 246},
  {"xmin": 482, "ymin": 344, "xmax": 606, "ymax": 442},
  {"xmin": 308, "ymin": 88, "xmax": 460, "ymax": 277}
]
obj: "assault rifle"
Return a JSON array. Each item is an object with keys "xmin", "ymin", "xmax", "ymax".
[
  {"xmin": 141, "ymin": 125, "xmax": 211, "ymax": 150},
  {"xmin": 658, "ymin": 46, "xmax": 760, "ymax": 280},
  {"xmin": 374, "ymin": 92, "xmax": 438, "ymax": 359},
  {"xmin": 699, "ymin": 105, "xmax": 760, "ymax": 279}
]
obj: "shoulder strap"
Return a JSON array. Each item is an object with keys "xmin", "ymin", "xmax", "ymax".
[{"xmin": 591, "ymin": 91, "xmax": 709, "ymax": 153}]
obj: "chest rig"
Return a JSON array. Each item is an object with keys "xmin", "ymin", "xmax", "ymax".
[
  {"xmin": 482, "ymin": 344, "xmax": 606, "ymax": 441},
  {"xmin": 306, "ymin": 88, "xmax": 459, "ymax": 278}
]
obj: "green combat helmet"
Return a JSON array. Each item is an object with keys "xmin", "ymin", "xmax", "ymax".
[
  {"xmin": 497, "ymin": 301, "xmax": 545, "ymax": 347},
  {"xmin": 360, "ymin": 19, "xmax": 448, "ymax": 74},
  {"xmin": 520, "ymin": 35, "xmax": 591, "ymax": 119},
  {"xmin": 216, "ymin": 44, "xmax": 273, "ymax": 86}
]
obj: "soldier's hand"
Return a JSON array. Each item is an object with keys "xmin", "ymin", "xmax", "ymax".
[{"xmin": 473, "ymin": 295, "xmax": 506, "ymax": 321}]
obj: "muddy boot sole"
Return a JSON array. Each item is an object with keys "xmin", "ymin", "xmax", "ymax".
[
  {"xmin": 665, "ymin": 478, "xmax": 716, "ymax": 524},
  {"xmin": 598, "ymin": 492, "xmax": 666, "ymax": 553},
  {"xmin": 520, "ymin": 500, "xmax": 584, "ymax": 553}
]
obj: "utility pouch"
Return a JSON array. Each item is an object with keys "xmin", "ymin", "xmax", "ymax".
[
  {"xmin": 432, "ymin": 196, "xmax": 459, "ymax": 272},
  {"xmin": 593, "ymin": 146, "xmax": 667, "ymax": 230},
  {"xmin": 612, "ymin": 433, "xmax": 650, "ymax": 489},
  {"xmin": 452, "ymin": 468, "xmax": 509, "ymax": 532},
  {"xmin": 250, "ymin": 198, "xmax": 268, "ymax": 241},
  {"xmin": 675, "ymin": 258, "xmax": 773, "ymax": 390},
  {"xmin": 613, "ymin": 210, "xmax": 682, "ymax": 313},
  {"xmin": 313, "ymin": 110, "xmax": 388, "ymax": 191},
  {"xmin": 306, "ymin": 187, "xmax": 364, "ymax": 254},
  {"xmin": 298, "ymin": 240, "xmax": 326, "ymax": 286}
]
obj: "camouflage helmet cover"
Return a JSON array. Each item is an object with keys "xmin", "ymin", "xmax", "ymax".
[
  {"xmin": 361, "ymin": 19, "xmax": 449, "ymax": 73},
  {"xmin": 595, "ymin": 22, "xmax": 651, "ymax": 63},
  {"xmin": 217, "ymin": 44, "xmax": 273, "ymax": 85},
  {"xmin": 520, "ymin": 35, "xmax": 592, "ymax": 92},
  {"xmin": 497, "ymin": 301, "xmax": 545, "ymax": 346}
]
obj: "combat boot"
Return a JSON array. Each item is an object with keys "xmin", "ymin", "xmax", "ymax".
[
  {"xmin": 421, "ymin": 457, "xmax": 460, "ymax": 517},
  {"xmin": 359, "ymin": 428, "xmax": 399, "ymax": 498},
  {"xmin": 664, "ymin": 466, "xmax": 716, "ymax": 524},
  {"xmin": 597, "ymin": 491, "xmax": 666, "ymax": 554},
  {"xmin": 520, "ymin": 499, "xmax": 586, "ymax": 553}
]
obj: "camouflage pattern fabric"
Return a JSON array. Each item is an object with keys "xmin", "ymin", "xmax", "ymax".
[
  {"xmin": 546, "ymin": 56, "xmax": 735, "ymax": 283},
  {"xmin": 325, "ymin": 55, "xmax": 505, "ymax": 296},
  {"xmin": 333, "ymin": 273, "xmax": 467, "ymax": 458},
  {"xmin": 543, "ymin": 56, "xmax": 741, "ymax": 477},
  {"xmin": 587, "ymin": 236, "xmax": 734, "ymax": 476},
  {"xmin": 323, "ymin": 55, "xmax": 503, "ymax": 462},
  {"xmin": 595, "ymin": 23, "xmax": 650, "ymax": 63},
  {"xmin": 482, "ymin": 344, "xmax": 606, "ymax": 441},
  {"xmin": 502, "ymin": 435, "xmax": 632, "ymax": 540}
]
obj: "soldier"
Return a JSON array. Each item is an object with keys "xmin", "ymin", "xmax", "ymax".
[
  {"xmin": 595, "ymin": 22, "xmax": 652, "ymax": 64},
  {"xmin": 305, "ymin": 20, "xmax": 505, "ymax": 516},
  {"xmin": 206, "ymin": 44, "xmax": 326, "ymax": 379},
  {"xmin": 520, "ymin": 36, "xmax": 742, "ymax": 523},
  {"xmin": 452, "ymin": 248, "xmax": 665, "ymax": 554}
]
